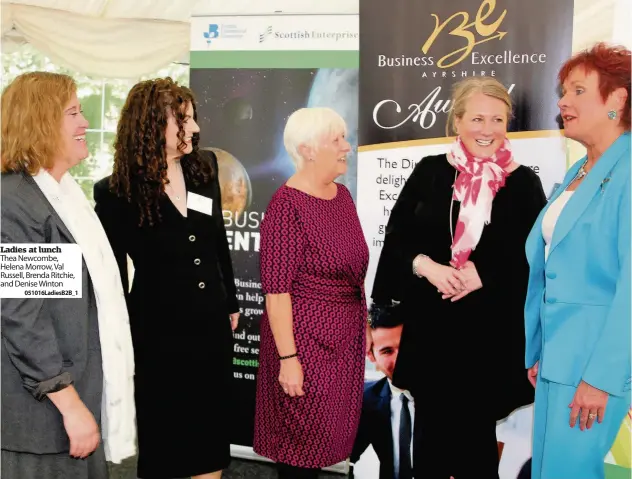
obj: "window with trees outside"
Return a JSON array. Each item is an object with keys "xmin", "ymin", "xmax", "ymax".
[{"xmin": 1, "ymin": 44, "xmax": 190, "ymax": 204}]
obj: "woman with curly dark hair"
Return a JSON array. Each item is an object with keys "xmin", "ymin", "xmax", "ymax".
[{"xmin": 93, "ymin": 77, "xmax": 240, "ymax": 479}]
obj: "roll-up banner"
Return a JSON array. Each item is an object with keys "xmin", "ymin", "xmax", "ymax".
[
  {"xmin": 189, "ymin": 14, "xmax": 359, "ymax": 457},
  {"xmin": 355, "ymin": 1, "xmax": 631, "ymax": 478}
]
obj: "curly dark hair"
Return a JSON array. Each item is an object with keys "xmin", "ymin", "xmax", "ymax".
[{"xmin": 110, "ymin": 77, "xmax": 213, "ymax": 226}]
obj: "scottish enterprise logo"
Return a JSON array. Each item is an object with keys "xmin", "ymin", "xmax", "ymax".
[
  {"xmin": 263, "ymin": 29, "xmax": 358, "ymax": 41},
  {"xmin": 259, "ymin": 26, "xmax": 273, "ymax": 43}
]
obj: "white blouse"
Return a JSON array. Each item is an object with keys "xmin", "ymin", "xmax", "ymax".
[{"xmin": 542, "ymin": 190, "xmax": 574, "ymax": 261}]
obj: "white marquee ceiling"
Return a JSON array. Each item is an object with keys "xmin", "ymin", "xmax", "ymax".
[
  {"xmin": 1, "ymin": 0, "xmax": 359, "ymax": 21},
  {"xmin": 0, "ymin": 0, "xmax": 629, "ymax": 77}
]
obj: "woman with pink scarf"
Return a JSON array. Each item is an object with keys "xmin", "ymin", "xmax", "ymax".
[{"xmin": 371, "ymin": 77, "xmax": 546, "ymax": 479}]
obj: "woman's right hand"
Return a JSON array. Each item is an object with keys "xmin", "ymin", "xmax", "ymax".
[
  {"xmin": 527, "ymin": 361, "xmax": 539, "ymax": 388},
  {"xmin": 47, "ymin": 386, "xmax": 100, "ymax": 458},
  {"xmin": 62, "ymin": 402, "xmax": 100, "ymax": 458},
  {"xmin": 279, "ymin": 357, "xmax": 305, "ymax": 397},
  {"xmin": 416, "ymin": 256, "xmax": 465, "ymax": 295}
]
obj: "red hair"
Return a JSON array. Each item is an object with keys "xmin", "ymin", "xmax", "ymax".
[{"xmin": 558, "ymin": 42, "xmax": 631, "ymax": 130}]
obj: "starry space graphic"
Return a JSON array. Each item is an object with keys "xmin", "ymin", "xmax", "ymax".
[
  {"xmin": 191, "ymin": 69, "xmax": 317, "ymax": 305},
  {"xmin": 190, "ymin": 67, "xmax": 359, "ymax": 299},
  {"xmin": 191, "ymin": 68, "xmax": 358, "ymax": 210},
  {"xmin": 190, "ymin": 67, "xmax": 359, "ymax": 447},
  {"xmin": 192, "ymin": 69, "xmax": 316, "ymax": 205}
]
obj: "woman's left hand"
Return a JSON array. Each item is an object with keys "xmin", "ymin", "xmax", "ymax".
[
  {"xmin": 229, "ymin": 312, "xmax": 240, "ymax": 331},
  {"xmin": 442, "ymin": 261, "xmax": 482, "ymax": 301},
  {"xmin": 569, "ymin": 380, "xmax": 609, "ymax": 430}
]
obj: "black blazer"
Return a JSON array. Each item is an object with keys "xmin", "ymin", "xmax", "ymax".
[
  {"xmin": 350, "ymin": 377, "xmax": 396, "ymax": 479},
  {"xmin": 93, "ymin": 151, "xmax": 239, "ymax": 345},
  {"xmin": 371, "ymin": 154, "xmax": 546, "ymax": 420},
  {"xmin": 1, "ymin": 173, "xmax": 102, "ymax": 454}
]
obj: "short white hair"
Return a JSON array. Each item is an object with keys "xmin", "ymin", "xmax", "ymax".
[{"xmin": 283, "ymin": 107, "xmax": 347, "ymax": 168}]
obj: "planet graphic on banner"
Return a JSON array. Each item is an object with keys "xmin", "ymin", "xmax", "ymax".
[{"xmin": 201, "ymin": 147, "xmax": 252, "ymax": 217}]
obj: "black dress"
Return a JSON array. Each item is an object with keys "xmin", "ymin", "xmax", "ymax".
[
  {"xmin": 371, "ymin": 154, "xmax": 546, "ymax": 479},
  {"xmin": 94, "ymin": 151, "xmax": 239, "ymax": 479}
]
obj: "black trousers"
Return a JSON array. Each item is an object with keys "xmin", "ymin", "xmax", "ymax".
[
  {"xmin": 276, "ymin": 463, "xmax": 320, "ymax": 479},
  {"xmin": 410, "ymin": 383, "xmax": 500, "ymax": 479}
]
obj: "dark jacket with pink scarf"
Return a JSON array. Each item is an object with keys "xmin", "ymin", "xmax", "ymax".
[{"xmin": 372, "ymin": 153, "xmax": 546, "ymax": 420}]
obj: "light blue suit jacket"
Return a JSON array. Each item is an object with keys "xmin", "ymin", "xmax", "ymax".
[{"xmin": 524, "ymin": 131, "xmax": 631, "ymax": 397}]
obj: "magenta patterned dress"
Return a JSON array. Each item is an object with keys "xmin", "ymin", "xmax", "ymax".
[{"xmin": 253, "ymin": 183, "xmax": 369, "ymax": 468}]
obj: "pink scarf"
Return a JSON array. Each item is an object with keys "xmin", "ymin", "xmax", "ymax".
[{"xmin": 447, "ymin": 137, "xmax": 513, "ymax": 269}]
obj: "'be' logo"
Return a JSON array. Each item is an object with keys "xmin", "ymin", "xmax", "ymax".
[{"xmin": 421, "ymin": 0, "xmax": 508, "ymax": 69}]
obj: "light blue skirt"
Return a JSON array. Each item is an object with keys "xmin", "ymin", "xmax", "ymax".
[{"xmin": 531, "ymin": 374, "xmax": 630, "ymax": 479}]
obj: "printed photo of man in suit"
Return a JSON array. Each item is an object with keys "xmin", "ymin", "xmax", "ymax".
[{"xmin": 350, "ymin": 303, "xmax": 415, "ymax": 479}]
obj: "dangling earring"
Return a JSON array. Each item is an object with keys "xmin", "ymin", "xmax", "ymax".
[{"xmin": 608, "ymin": 110, "xmax": 617, "ymax": 120}]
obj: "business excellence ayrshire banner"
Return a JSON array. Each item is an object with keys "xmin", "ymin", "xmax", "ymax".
[
  {"xmin": 356, "ymin": 1, "xmax": 632, "ymax": 479},
  {"xmin": 358, "ymin": 0, "xmax": 573, "ymax": 294},
  {"xmin": 189, "ymin": 14, "xmax": 359, "ymax": 450}
]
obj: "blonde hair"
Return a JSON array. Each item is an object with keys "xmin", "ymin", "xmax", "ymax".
[
  {"xmin": 283, "ymin": 107, "xmax": 347, "ymax": 168},
  {"xmin": 446, "ymin": 77, "xmax": 513, "ymax": 136},
  {"xmin": 1, "ymin": 72, "xmax": 76, "ymax": 174}
]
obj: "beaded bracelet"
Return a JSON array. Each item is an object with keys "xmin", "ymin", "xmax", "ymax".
[{"xmin": 279, "ymin": 353, "xmax": 298, "ymax": 360}]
